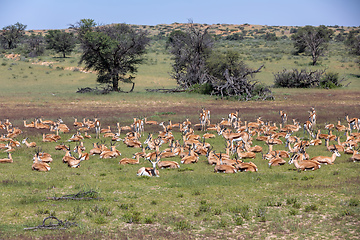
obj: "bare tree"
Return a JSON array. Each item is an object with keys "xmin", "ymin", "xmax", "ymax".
[{"xmin": 167, "ymin": 21, "xmax": 214, "ymax": 89}]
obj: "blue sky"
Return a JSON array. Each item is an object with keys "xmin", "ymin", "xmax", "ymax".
[{"xmin": 1, "ymin": 0, "xmax": 359, "ymax": 30}]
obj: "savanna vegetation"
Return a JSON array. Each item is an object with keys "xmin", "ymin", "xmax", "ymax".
[{"xmin": 0, "ymin": 21, "xmax": 359, "ymax": 239}]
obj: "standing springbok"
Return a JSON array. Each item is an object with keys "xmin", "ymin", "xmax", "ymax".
[{"xmin": 279, "ymin": 110, "xmax": 288, "ymax": 124}]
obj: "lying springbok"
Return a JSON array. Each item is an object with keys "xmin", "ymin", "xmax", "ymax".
[
  {"xmin": 214, "ymin": 153, "xmax": 237, "ymax": 174},
  {"xmin": 74, "ymin": 144, "xmax": 90, "ymax": 161},
  {"xmin": 119, "ymin": 154, "xmax": 141, "ymax": 165},
  {"xmin": 310, "ymin": 146, "xmax": 341, "ymax": 165},
  {"xmin": 137, "ymin": 156, "xmax": 160, "ymax": 177},
  {"xmin": 157, "ymin": 152, "xmax": 180, "ymax": 169},
  {"xmin": 0, "ymin": 152, "xmax": 13, "ymax": 163},
  {"xmin": 22, "ymin": 138, "xmax": 37, "ymax": 148},
  {"xmin": 288, "ymin": 150, "xmax": 320, "ymax": 171},
  {"xmin": 32, "ymin": 150, "xmax": 51, "ymax": 172}
]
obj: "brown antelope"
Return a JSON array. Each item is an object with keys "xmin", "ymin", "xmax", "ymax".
[
  {"xmin": 84, "ymin": 132, "xmax": 92, "ymax": 139},
  {"xmin": 137, "ymin": 155, "xmax": 160, "ymax": 177},
  {"xmin": 345, "ymin": 114, "xmax": 359, "ymax": 131},
  {"xmin": 32, "ymin": 155, "xmax": 51, "ymax": 171},
  {"xmin": 203, "ymin": 133, "xmax": 215, "ymax": 139},
  {"xmin": 288, "ymin": 150, "xmax": 320, "ymax": 171},
  {"xmin": 325, "ymin": 138, "xmax": 344, "ymax": 152},
  {"xmin": 119, "ymin": 154, "xmax": 141, "ymax": 165},
  {"xmin": 279, "ymin": 110, "xmax": 288, "ymax": 124},
  {"xmin": 73, "ymin": 118, "xmax": 84, "ymax": 128},
  {"xmin": 89, "ymin": 142, "xmax": 102, "ymax": 155},
  {"xmin": 311, "ymin": 148, "xmax": 341, "ymax": 165},
  {"xmin": 349, "ymin": 148, "xmax": 360, "ymax": 162},
  {"xmin": 133, "ymin": 147, "xmax": 147, "ymax": 159},
  {"xmin": 213, "ymin": 153, "xmax": 237, "ymax": 173},
  {"xmin": 62, "ymin": 149, "xmax": 77, "ymax": 163},
  {"xmin": 74, "ymin": 144, "xmax": 89, "ymax": 161},
  {"xmin": 303, "ymin": 120, "xmax": 315, "ymax": 138},
  {"xmin": 243, "ymin": 142, "xmax": 262, "ymax": 153},
  {"xmin": 22, "ymin": 138, "xmax": 37, "ymax": 148},
  {"xmin": 67, "ymin": 156, "xmax": 83, "ymax": 168},
  {"xmin": 268, "ymin": 154, "xmax": 286, "ymax": 167},
  {"xmin": 0, "ymin": 152, "xmax": 13, "ymax": 163},
  {"xmin": 100, "ymin": 126, "xmax": 112, "ymax": 134},
  {"xmin": 42, "ymin": 133, "xmax": 57, "ymax": 143},
  {"xmin": 94, "ymin": 118, "xmax": 101, "ymax": 139},
  {"xmin": 235, "ymin": 160, "xmax": 258, "ymax": 172},
  {"xmin": 100, "ymin": 143, "xmax": 121, "ymax": 159},
  {"xmin": 157, "ymin": 152, "xmax": 180, "ymax": 169},
  {"xmin": 122, "ymin": 136, "xmax": 142, "ymax": 148},
  {"xmin": 143, "ymin": 117, "xmax": 158, "ymax": 125},
  {"xmin": 181, "ymin": 145, "xmax": 199, "ymax": 164},
  {"xmin": 336, "ymin": 120, "xmax": 347, "ymax": 132},
  {"xmin": 219, "ymin": 128, "xmax": 250, "ymax": 150},
  {"xmin": 236, "ymin": 147, "xmax": 256, "ymax": 159},
  {"xmin": 23, "ymin": 120, "xmax": 35, "ymax": 128},
  {"xmin": 310, "ymin": 130, "xmax": 322, "ymax": 146},
  {"xmin": 308, "ymin": 107, "xmax": 316, "ymax": 125}
]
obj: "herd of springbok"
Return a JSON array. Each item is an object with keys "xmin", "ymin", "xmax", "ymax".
[{"xmin": 1, "ymin": 108, "xmax": 360, "ymax": 176}]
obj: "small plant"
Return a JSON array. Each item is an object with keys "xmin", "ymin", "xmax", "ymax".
[
  {"xmin": 123, "ymin": 211, "xmax": 141, "ymax": 224},
  {"xmin": 193, "ymin": 190, "xmax": 201, "ymax": 196},
  {"xmin": 348, "ymin": 198, "xmax": 359, "ymax": 207},
  {"xmin": 289, "ymin": 209, "xmax": 299, "ymax": 216},
  {"xmin": 217, "ymin": 219, "xmax": 228, "ymax": 228},
  {"xmin": 304, "ymin": 204, "xmax": 318, "ymax": 212},
  {"xmin": 257, "ymin": 207, "xmax": 267, "ymax": 222},
  {"xmin": 150, "ymin": 200, "xmax": 157, "ymax": 205},
  {"xmin": 234, "ymin": 216, "xmax": 244, "ymax": 225},
  {"xmin": 175, "ymin": 220, "xmax": 191, "ymax": 230},
  {"xmin": 94, "ymin": 216, "xmax": 107, "ymax": 224},
  {"xmin": 213, "ymin": 208, "xmax": 222, "ymax": 215}
]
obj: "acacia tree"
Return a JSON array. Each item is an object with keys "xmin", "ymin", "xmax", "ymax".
[
  {"xmin": 74, "ymin": 19, "xmax": 150, "ymax": 92},
  {"xmin": 0, "ymin": 22, "xmax": 27, "ymax": 49},
  {"xmin": 45, "ymin": 30, "xmax": 76, "ymax": 58},
  {"xmin": 26, "ymin": 33, "xmax": 45, "ymax": 57},
  {"xmin": 167, "ymin": 22, "xmax": 214, "ymax": 89},
  {"xmin": 345, "ymin": 30, "xmax": 360, "ymax": 55},
  {"xmin": 291, "ymin": 25, "xmax": 333, "ymax": 65}
]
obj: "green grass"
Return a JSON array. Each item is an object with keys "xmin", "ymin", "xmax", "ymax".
[{"xmin": 0, "ymin": 37, "xmax": 359, "ymax": 238}]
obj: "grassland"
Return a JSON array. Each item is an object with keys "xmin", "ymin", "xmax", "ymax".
[{"xmin": 0, "ymin": 27, "xmax": 360, "ymax": 239}]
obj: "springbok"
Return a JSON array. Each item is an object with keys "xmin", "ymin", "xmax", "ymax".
[
  {"xmin": 279, "ymin": 110, "xmax": 288, "ymax": 124},
  {"xmin": 137, "ymin": 156, "xmax": 160, "ymax": 177},
  {"xmin": 100, "ymin": 143, "xmax": 121, "ymax": 159},
  {"xmin": 119, "ymin": 154, "xmax": 141, "ymax": 165},
  {"xmin": 311, "ymin": 147, "xmax": 341, "ymax": 165},
  {"xmin": 22, "ymin": 138, "xmax": 37, "ymax": 148},
  {"xmin": 235, "ymin": 160, "xmax": 258, "ymax": 172},
  {"xmin": 308, "ymin": 107, "xmax": 316, "ymax": 125},
  {"xmin": 0, "ymin": 152, "xmax": 13, "ymax": 163},
  {"xmin": 157, "ymin": 152, "xmax": 180, "ymax": 169},
  {"xmin": 144, "ymin": 117, "xmax": 158, "ymax": 125},
  {"xmin": 32, "ymin": 150, "xmax": 51, "ymax": 172},
  {"xmin": 288, "ymin": 150, "xmax": 320, "ymax": 171},
  {"xmin": 214, "ymin": 153, "xmax": 237, "ymax": 173},
  {"xmin": 268, "ymin": 154, "xmax": 286, "ymax": 167},
  {"xmin": 74, "ymin": 144, "xmax": 89, "ymax": 161},
  {"xmin": 349, "ymin": 148, "xmax": 360, "ymax": 162}
]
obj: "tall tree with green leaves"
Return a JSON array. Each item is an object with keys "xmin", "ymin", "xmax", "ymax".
[
  {"xmin": 45, "ymin": 30, "xmax": 76, "ymax": 58},
  {"xmin": 73, "ymin": 19, "xmax": 150, "ymax": 92},
  {"xmin": 0, "ymin": 22, "xmax": 27, "ymax": 49},
  {"xmin": 291, "ymin": 25, "xmax": 333, "ymax": 65}
]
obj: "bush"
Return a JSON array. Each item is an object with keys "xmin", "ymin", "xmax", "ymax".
[{"xmin": 273, "ymin": 68, "xmax": 345, "ymax": 89}]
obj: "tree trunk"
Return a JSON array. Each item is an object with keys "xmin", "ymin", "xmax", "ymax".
[
  {"xmin": 112, "ymin": 75, "xmax": 119, "ymax": 91},
  {"xmin": 63, "ymin": 52, "xmax": 66, "ymax": 58}
]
